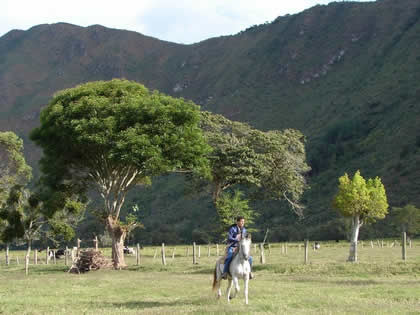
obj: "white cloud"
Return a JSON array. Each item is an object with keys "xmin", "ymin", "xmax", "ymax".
[{"xmin": 0, "ymin": 0, "xmax": 374, "ymax": 44}]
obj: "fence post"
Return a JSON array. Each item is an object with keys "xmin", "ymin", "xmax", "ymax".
[
  {"xmin": 370, "ymin": 240, "xmax": 374, "ymax": 248},
  {"xmin": 25, "ymin": 255, "xmax": 29, "ymax": 276},
  {"xmin": 136, "ymin": 243, "xmax": 140, "ymax": 266},
  {"xmin": 77, "ymin": 239, "xmax": 81, "ymax": 258},
  {"xmin": 259, "ymin": 243, "xmax": 265, "ymax": 264},
  {"xmin": 46, "ymin": 246, "xmax": 49, "ymax": 265},
  {"xmin": 208, "ymin": 244, "xmax": 211, "ymax": 257},
  {"xmin": 402, "ymin": 232, "xmax": 407, "ymax": 261},
  {"xmin": 281, "ymin": 244, "xmax": 285, "ymax": 255},
  {"xmin": 94, "ymin": 236, "xmax": 98, "ymax": 251},
  {"xmin": 198, "ymin": 245, "xmax": 201, "ymax": 258},
  {"xmin": 64, "ymin": 247, "xmax": 68, "ymax": 266},
  {"xmin": 285, "ymin": 243, "xmax": 288, "ymax": 255},
  {"xmin": 153, "ymin": 248, "xmax": 157, "ymax": 259},
  {"xmin": 172, "ymin": 248, "xmax": 176, "ymax": 260},
  {"xmin": 34, "ymin": 249, "xmax": 38, "ymax": 265},
  {"xmin": 304, "ymin": 239, "xmax": 309, "ymax": 264},
  {"xmin": 161, "ymin": 243, "xmax": 166, "ymax": 266},
  {"xmin": 193, "ymin": 242, "xmax": 197, "ymax": 264},
  {"xmin": 6, "ymin": 244, "xmax": 9, "ymax": 266},
  {"xmin": 53, "ymin": 250, "xmax": 57, "ymax": 264},
  {"xmin": 216, "ymin": 244, "xmax": 219, "ymax": 256}
]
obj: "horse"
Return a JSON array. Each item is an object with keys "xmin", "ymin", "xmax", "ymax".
[{"xmin": 212, "ymin": 234, "xmax": 252, "ymax": 304}]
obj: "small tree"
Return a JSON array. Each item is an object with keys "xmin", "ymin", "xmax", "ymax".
[
  {"xmin": 30, "ymin": 79, "xmax": 210, "ymax": 268},
  {"xmin": 391, "ymin": 204, "xmax": 420, "ymax": 237},
  {"xmin": 216, "ymin": 190, "xmax": 257, "ymax": 233},
  {"xmin": 0, "ymin": 132, "xmax": 32, "ymax": 246},
  {"xmin": 333, "ymin": 170, "xmax": 388, "ymax": 262}
]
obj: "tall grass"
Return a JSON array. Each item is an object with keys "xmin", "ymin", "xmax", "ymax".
[{"xmin": 0, "ymin": 241, "xmax": 419, "ymax": 314}]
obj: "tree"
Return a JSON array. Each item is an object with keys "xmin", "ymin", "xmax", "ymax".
[
  {"xmin": 216, "ymin": 190, "xmax": 257, "ymax": 233},
  {"xmin": 391, "ymin": 204, "xmax": 420, "ymax": 237},
  {"xmin": 0, "ymin": 131, "xmax": 32, "ymax": 206},
  {"xmin": 199, "ymin": 111, "xmax": 310, "ymax": 222},
  {"xmin": 333, "ymin": 170, "xmax": 388, "ymax": 262},
  {"xmin": 30, "ymin": 79, "xmax": 211, "ymax": 268},
  {"xmin": 0, "ymin": 132, "xmax": 32, "ymax": 246}
]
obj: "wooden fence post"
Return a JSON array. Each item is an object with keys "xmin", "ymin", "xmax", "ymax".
[
  {"xmin": 53, "ymin": 250, "xmax": 57, "ymax": 264},
  {"xmin": 285, "ymin": 243, "xmax": 288, "ymax": 255},
  {"xmin": 370, "ymin": 240, "xmax": 374, "ymax": 248},
  {"xmin": 402, "ymin": 232, "xmax": 407, "ymax": 261},
  {"xmin": 6, "ymin": 244, "xmax": 9, "ymax": 265},
  {"xmin": 281, "ymin": 244, "xmax": 285, "ymax": 255},
  {"xmin": 198, "ymin": 245, "xmax": 201, "ymax": 258},
  {"xmin": 136, "ymin": 243, "xmax": 140, "ymax": 266},
  {"xmin": 34, "ymin": 249, "xmax": 38, "ymax": 265},
  {"xmin": 93, "ymin": 236, "xmax": 98, "ymax": 251},
  {"xmin": 259, "ymin": 243, "xmax": 265, "ymax": 264},
  {"xmin": 208, "ymin": 244, "xmax": 211, "ymax": 257},
  {"xmin": 46, "ymin": 246, "xmax": 49, "ymax": 265},
  {"xmin": 161, "ymin": 243, "xmax": 166, "ymax": 265},
  {"xmin": 172, "ymin": 248, "xmax": 176, "ymax": 260},
  {"xmin": 304, "ymin": 239, "xmax": 309, "ymax": 264},
  {"xmin": 64, "ymin": 247, "xmax": 68, "ymax": 266},
  {"xmin": 216, "ymin": 244, "xmax": 219, "ymax": 256},
  {"xmin": 77, "ymin": 239, "xmax": 81, "ymax": 258},
  {"xmin": 193, "ymin": 242, "xmax": 197, "ymax": 264},
  {"xmin": 153, "ymin": 248, "xmax": 157, "ymax": 259},
  {"xmin": 25, "ymin": 255, "xmax": 29, "ymax": 276}
]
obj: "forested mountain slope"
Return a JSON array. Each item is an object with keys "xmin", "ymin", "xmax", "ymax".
[{"xmin": 1, "ymin": 0, "xmax": 419, "ymax": 242}]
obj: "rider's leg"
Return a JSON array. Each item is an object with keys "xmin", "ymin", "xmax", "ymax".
[{"xmin": 222, "ymin": 247, "xmax": 234, "ymax": 277}]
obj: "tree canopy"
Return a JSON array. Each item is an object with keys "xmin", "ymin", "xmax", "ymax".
[
  {"xmin": 333, "ymin": 170, "xmax": 388, "ymax": 224},
  {"xmin": 200, "ymin": 111, "xmax": 309, "ymax": 217},
  {"xmin": 30, "ymin": 79, "xmax": 211, "ymax": 267},
  {"xmin": 0, "ymin": 131, "xmax": 32, "ymax": 205}
]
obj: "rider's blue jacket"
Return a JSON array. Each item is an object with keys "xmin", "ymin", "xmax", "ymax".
[{"xmin": 227, "ymin": 224, "xmax": 247, "ymax": 248}]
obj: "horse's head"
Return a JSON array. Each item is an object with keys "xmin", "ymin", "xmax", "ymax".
[{"xmin": 239, "ymin": 233, "xmax": 252, "ymax": 260}]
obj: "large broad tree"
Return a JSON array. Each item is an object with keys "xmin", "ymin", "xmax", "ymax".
[
  {"xmin": 30, "ymin": 79, "xmax": 210, "ymax": 268},
  {"xmin": 333, "ymin": 170, "xmax": 388, "ymax": 262},
  {"xmin": 199, "ymin": 111, "xmax": 310, "ymax": 223}
]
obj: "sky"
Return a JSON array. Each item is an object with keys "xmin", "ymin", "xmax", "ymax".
[{"xmin": 2, "ymin": 0, "xmax": 374, "ymax": 44}]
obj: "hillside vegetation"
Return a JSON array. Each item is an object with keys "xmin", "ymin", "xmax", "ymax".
[{"xmin": 0, "ymin": 0, "xmax": 419, "ymax": 242}]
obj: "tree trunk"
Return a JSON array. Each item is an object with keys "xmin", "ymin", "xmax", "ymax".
[
  {"xmin": 107, "ymin": 216, "xmax": 127, "ymax": 269},
  {"xmin": 348, "ymin": 215, "xmax": 361, "ymax": 262}
]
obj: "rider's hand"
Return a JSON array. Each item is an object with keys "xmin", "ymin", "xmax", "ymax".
[{"xmin": 236, "ymin": 234, "xmax": 241, "ymax": 241}]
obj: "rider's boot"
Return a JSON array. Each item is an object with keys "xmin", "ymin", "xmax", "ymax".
[{"xmin": 221, "ymin": 272, "xmax": 228, "ymax": 279}]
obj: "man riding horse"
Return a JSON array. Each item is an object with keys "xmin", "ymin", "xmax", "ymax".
[{"xmin": 221, "ymin": 216, "xmax": 253, "ymax": 279}]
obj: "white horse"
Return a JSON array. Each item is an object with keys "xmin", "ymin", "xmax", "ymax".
[{"xmin": 212, "ymin": 234, "xmax": 252, "ymax": 304}]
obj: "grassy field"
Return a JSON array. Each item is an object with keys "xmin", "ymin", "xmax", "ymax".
[{"xmin": 0, "ymin": 241, "xmax": 419, "ymax": 314}]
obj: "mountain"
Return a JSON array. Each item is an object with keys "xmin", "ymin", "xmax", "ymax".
[{"xmin": 1, "ymin": 0, "xmax": 419, "ymax": 242}]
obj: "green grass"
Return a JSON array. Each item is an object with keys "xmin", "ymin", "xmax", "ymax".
[{"xmin": 0, "ymin": 242, "xmax": 419, "ymax": 314}]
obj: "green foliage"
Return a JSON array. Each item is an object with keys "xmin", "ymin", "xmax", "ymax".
[
  {"xmin": 216, "ymin": 190, "xmax": 257, "ymax": 231},
  {"xmin": 0, "ymin": 131, "xmax": 32, "ymax": 205},
  {"xmin": 390, "ymin": 204, "xmax": 420, "ymax": 236},
  {"xmin": 200, "ymin": 111, "xmax": 310, "ymax": 217},
  {"xmin": 30, "ymin": 79, "xmax": 211, "ymax": 223},
  {"xmin": 333, "ymin": 170, "xmax": 389, "ymax": 224}
]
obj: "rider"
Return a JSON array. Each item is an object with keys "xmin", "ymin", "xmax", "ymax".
[{"xmin": 221, "ymin": 216, "xmax": 253, "ymax": 279}]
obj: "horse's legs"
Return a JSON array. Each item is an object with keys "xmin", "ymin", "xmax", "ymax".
[
  {"xmin": 216, "ymin": 280, "xmax": 222, "ymax": 299},
  {"xmin": 244, "ymin": 275, "xmax": 249, "ymax": 305},
  {"xmin": 231, "ymin": 276, "xmax": 240, "ymax": 298},
  {"xmin": 226, "ymin": 279, "xmax": 233, "ymax": 302}
]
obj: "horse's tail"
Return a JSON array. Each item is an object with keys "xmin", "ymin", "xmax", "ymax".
[{"xmin": 212, "ymin": 266, "xmax": 218, "ymax": 291}]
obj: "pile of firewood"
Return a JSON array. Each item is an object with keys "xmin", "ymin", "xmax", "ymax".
[{"xmin": 69, "ymin": 249, "xmax": 111, "ymax": 273}]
